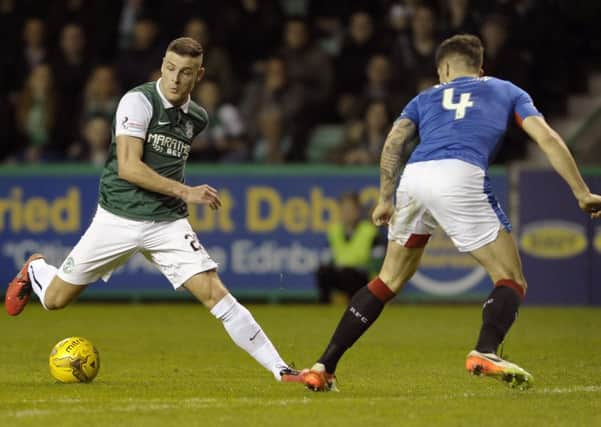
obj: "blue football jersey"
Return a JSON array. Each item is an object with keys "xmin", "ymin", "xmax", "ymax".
[{"xmin": 399, "ymin": 76, "xmax": 542, "ymax": 170}]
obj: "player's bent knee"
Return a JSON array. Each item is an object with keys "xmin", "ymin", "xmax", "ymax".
[
  {"xmin": 43, "ymin": 293, "xmax": 70, "ymax": 310},
  {"xmin": 184, "ymin": 270, "xmax": 228, "ymax": 308},
  {"xmin": 44, "ymin": 300, "xmax": 64, "ymax": 311},
  {"xmin": 378, "ymin": 242, "xmax": 424, "ymax": 293},
  {"xmin": 43, "ymin": 278, "xmax": 84, "ymax": 310},
  {"xmin": 379, "ymin": 261, "xmax": 420, "ymax": 293}
]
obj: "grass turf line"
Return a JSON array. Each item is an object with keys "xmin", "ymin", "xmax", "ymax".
[{"xmin": 1, "ymin": 304, "xmax": 600, "ymax": 427}]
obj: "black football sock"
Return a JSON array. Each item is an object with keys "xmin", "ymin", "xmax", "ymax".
[
  {"xmin": 475, "ymin": 279, "xmax": 525, "ymax": 354},
  {"xmin": 318, "ymin": 277, "xmax": 395, "ymax": 373}
]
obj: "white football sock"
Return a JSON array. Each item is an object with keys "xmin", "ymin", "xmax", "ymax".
[
  {"xmin": 28, "ymin": 259, "xmax": 57, "ymax": 310},
  {"xmin": 211, "ymin": 293, "xmax": 288, "ymax": 381}
]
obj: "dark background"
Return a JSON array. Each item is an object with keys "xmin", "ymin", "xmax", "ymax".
[{"xmin": 1, "ymin": 0, "xmax": 600, "ymax": 166}]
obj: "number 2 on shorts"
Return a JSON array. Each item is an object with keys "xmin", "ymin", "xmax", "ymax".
[{"xmin": 184, "ymin": 233, "xmax": 202, "ymax": 252}]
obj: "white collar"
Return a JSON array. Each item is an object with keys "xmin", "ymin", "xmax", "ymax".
[{"xmin": 156, "ymin": 78, "xmax": 190, "ymax": 114}]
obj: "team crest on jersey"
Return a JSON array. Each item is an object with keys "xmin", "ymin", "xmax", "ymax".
[
  {"xmin": 63, "ymin": 257, "xmax": 75, "ymax": 274},
  {"xmin": 185, "ymin": 120, "xmax": 194, "ymax": 138}
]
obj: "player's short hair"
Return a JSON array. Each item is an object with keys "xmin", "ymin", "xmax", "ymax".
[
  {"xmin": 166, "ymin": 37, "xmax": 203, "ymax": 58},
  {"xmin": 435, "ymin": 34, "xmax": 483, "ymax": 70}
]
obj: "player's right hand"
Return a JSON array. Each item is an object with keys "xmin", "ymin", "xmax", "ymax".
[
  {"xmin": 578, "ymin": 193, "xmax": 601, "ymax": 219},
  {"xmin": 372, "ymin": 200, "xmax": 394, "ymax": 226},
  {"xmin": 182, "ymin": 184, "xmax": 222, "ymax": 210}
]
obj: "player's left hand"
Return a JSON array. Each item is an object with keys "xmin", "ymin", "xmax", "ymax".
[
  {"xmin": 183, "ymin": 184, "xmax": 222, "ymax": 210},
  {"xmin": 372, "ymin": 200, "xmax": 394, "ymax": 226},
  {"xmin": 578, "ymin": 193, "xmax": 601, "ymax": 219}
]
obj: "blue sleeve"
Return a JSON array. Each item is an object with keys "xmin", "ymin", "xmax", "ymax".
[
  {"xmin": 509, "ymin": 83, "xmax": 542, "ymax": 125},
  {"xmin": 397, "ymin": 95, "xmax": 419, "ymax": 125}
]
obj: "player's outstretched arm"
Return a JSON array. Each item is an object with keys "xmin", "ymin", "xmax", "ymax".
[
  {"xmin": 116, "ymin": 135, "xmax": 221, "ymax": 210},
  {"xmin": 522, "ymin": 116, "xmax": 601, "ymax": 218},
  {"xmin": 372, "ymin": 118, "xmax": 417, "ymax": 226}
]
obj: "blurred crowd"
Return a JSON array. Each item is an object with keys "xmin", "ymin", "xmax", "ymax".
[{"xmin": 1, "ymin": 0, "xmax": 599, "ymax": 165}]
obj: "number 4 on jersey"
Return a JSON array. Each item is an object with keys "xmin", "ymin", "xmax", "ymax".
[{"xmin": 442, "ymin": 88, "xmax": 474, "ymax": 120}]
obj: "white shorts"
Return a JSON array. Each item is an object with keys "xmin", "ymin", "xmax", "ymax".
[
  {"xmin": 57, "ymin": 205, "xmax": 218, "ymax": 288},
  {"xmin": 388, "ymin": 159, "xmax": 510, "ymax": 253}
]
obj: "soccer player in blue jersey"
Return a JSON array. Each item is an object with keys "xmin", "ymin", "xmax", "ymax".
[{"xmin": 301, "ymin": 34, "xmax": 601, "ymax": 391}]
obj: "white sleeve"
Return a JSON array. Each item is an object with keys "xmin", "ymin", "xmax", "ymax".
[{"xmin": 114, "ymin": 92, "xmax": 153, "ymax": 139}]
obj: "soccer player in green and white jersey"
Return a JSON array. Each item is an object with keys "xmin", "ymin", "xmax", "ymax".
[{"xmin": 5, "ymin": 37, "xmax": 303, "ymax": 384}]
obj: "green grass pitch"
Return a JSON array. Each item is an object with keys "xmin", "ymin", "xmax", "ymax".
[{"xmin": 1, "ymin": 303, "xmax": 600, "ymax": 427}]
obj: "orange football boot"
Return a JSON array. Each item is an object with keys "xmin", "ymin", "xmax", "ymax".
[
  {"xmin": 5, "ymin": 253, "xmax": 44, "ymax": 316},
  {"xmin": 466, "ymin": 350, "xmax": 533, "ymax": 389},
  {"xmin": 301, "ymin": 363, "xmax": 338, "ymax": 392}
]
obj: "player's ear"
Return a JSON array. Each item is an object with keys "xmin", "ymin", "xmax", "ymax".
[
  {"xmin": 197, "ymin": 67, "xmax": 205, "ymax": 83},
  {"xmin": 479, "ymin": 68, "xmax": 484, "ymax": 77}
]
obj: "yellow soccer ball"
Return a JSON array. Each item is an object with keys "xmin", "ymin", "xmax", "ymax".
[{"xmin": 49, "ymin": 337, "xmax": 100, "ymax": 383}]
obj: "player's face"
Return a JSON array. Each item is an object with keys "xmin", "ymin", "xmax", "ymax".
[{"xmin": 160, "ymin": 51, "xmax": 204, "ymax": 105}]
